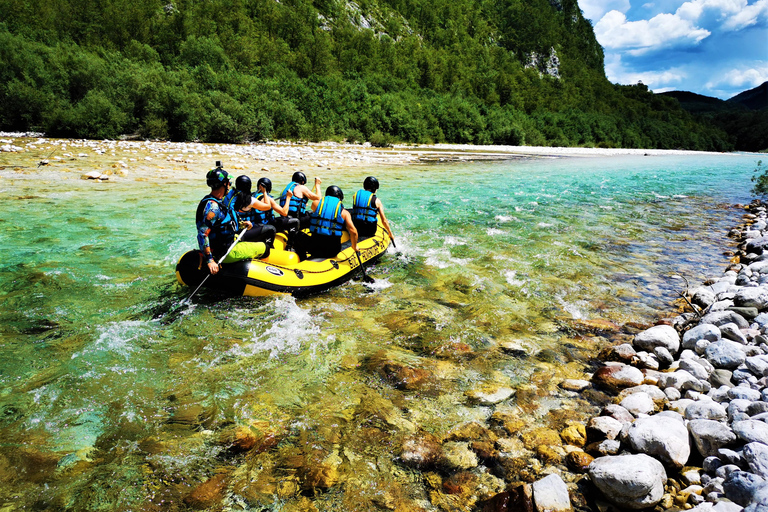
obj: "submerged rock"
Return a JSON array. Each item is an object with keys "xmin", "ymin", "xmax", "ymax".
[{"xmin": 400, "ymin": 432, "xmax": 442, "ymax": 469}]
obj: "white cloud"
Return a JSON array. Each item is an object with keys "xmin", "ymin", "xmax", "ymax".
[
  {"xmin": 722, "ymin": 0, "xmax": 768, "ymax": 29},
  {"xmin": 594, "ymin": 10, "xmax": 711, "ymax": 51},
  {"xmin": 604, "ymin": 54, "xmax": 689, "ymax": 86},
  {"xmin": 705, "ymin": 63, "xmax": 768, "ymax": 89},
  {"xmin": 579, "ymin": 0, "xmax": 631, "ymax": 21}
]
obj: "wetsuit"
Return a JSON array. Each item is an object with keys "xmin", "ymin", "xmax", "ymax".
[
  {"xmin": 352, "ymin": 189, "xmax": 378, "ymax": 238},
  {"xmin": 294, "ymin": 196, "xmax": 346, "ymax": 260},
  {"xmin": 197, "ymin": 189, "xmax": 268, "ymax": 265}
]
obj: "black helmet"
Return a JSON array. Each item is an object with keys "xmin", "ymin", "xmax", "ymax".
[
  {"xmin": 257, "ymin": 177, "xmax": 272, "ymax": 194},
  {"xmin": 325, "ymin": 185, "xmax": 343, "ymax": 201},
  {"xmin": 206, "ymin": 168, "xmax": 231, "ymax": 188},
  {"xmin": 292, "ymin": 171, "xmax": 307, "ymax": 185},
  {"xmin": 363, "ymin": 176, "xmax": 379, "ymax": 192},
  {"xmin": 235, "ymin": 175, "xmax": 252, "ymax": 194}
]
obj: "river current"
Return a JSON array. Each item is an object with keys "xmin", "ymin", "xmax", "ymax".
[{"xmin": 0, "ymin": 139, "xmax": 761, "ymax": 510}]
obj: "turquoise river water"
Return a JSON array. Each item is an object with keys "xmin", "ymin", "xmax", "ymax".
[{"xmin": 0, "ymin": 141, "xmax": 762, "ymax": 511}]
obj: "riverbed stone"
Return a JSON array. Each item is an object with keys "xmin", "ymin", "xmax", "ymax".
[
  {"xmin": 588, "ymin": 454, "xmax": 667, "ymax": 509},
  {"xmin": 620, "ymin": 392, "xmax": 657, "ymax": 416},
  {"xmin": 602, "ymin": 404, "xmax": 635, "ymax": 424},
  {"xmin": 728, "ymin": 385, "xmax": 763, "ymax": 401},
  {"xmin": 626, "ymin": 413, "xmax": 691, "ymax": 468},
  {"xmin": 706, "ymin": 340, "xmax": 748, "ymax": 369},
  {"xmin": 710, "ymin": 369, "xmax": 735, "ymax": 388},
  {"xmin": 634, "ymin": 325, "xmax": 680, "ymax": 355},
  {"xmin": 723, "ymin": 470, "xmax": 767, "ymax": 506},
  {"xmin": 746, "ymin": 355, "xmax": 768, "ymax": 376},
  {"xmin": 531, "ymin": 474, "xmax": 572, "ymax": 512},
  {"xmin": 685, "ymin": 400, "xmax": 728, "ymax": 421},
  {"xmin": 401, "ymin": 432, "xmax": 442, "ymax": 469},
  {"xmin": 693, "ymin": 287, "xmax": 717, "ymax": 308},
  {"xmin": 440, "ymin": 442, "xmax": 479, "ymax": 470},
  {"xmin": 735, "ymin": 286, "xmax": 768, "ymax": 310},
  {"xmin": 657, "ymin": 369, "xmax": 706, "ymax": 392},
  {"xmin": 745, "ymin": 485, "xmax": 768, "ymax": 512},
  {"xmin": 743, "ymin": 442, "xmax": 768, "ymax": 478},
  {"xmin": 733, "ymin": 420, "xmax": 768, "ymax": 445},
  {"xmin": 592, "ymin": 363, "xmax": 644, "ymax": 392},
  {"xmin": 701, "ymin": 311, "xmax": 750, "ymax": 330},
  {"xmin": 688, "ymin": 419, "xmax": 738, "ymax": 458},
  {"xmin": 680, "ymin": 358, "xmax": 711, "ymax": 380},
  {"xmin": 720, "ymin": 322, "xmax": 749, "ymax": 344},
  {"xmin": 684, "ymin": 324, "xmax": 722, "ymax": 349},
  {"xmin": 586, "ymin": 416, "xmax": 623, "ymax": 442}
]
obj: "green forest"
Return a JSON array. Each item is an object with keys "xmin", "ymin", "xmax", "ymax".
[{"xmin": 0, "ymin": 0, "xmax": 739, "ymax": 150}]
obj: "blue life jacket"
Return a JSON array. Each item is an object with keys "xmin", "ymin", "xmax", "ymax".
[
  {"xmin": 196, "ymin": 191, "xmax": 238, "ymax": 252},
  {"xmin": 310, "ymin": 196, "xmax": 345, "ymax": 237},
  {"xmin": 279, "ymin": 182, "xmax": 308, "ymax": 217},
  {"xmin": 233, "ymin": 192, "xmax": 258, "ymax": 224},
  {"xmin": 352, "ymin": 190, "xmax": 378, "ymax": 223},
  {"xmin": 253, "ymin": 192, "xmax": 275, "ymax": 224}
]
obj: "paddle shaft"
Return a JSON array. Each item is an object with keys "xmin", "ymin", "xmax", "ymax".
[
  {"xmin": 356, "ymin": 251, "xmax": 374, "ymax": 284},
  {"xmin": 187, "ymin": 228, "xmax": 247, "ymax": 301}
]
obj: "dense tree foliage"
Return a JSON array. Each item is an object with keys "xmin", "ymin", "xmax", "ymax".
[{"xmin": 0, "ymin": 0, "xmax": 732, "ymax": 150}]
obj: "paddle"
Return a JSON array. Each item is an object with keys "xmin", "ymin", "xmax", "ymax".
[
  {"xmin": 356, "ymin": 251, "xmax": 375, "ymax": 284},
  {"xmin": 187, "ymin": 228, "xmax": 248, "ymax": 302}
]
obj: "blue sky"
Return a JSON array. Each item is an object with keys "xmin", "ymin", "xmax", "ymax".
[{"xmin": 577, "ymin": 0, "xmax": 768, "ymax": 99}]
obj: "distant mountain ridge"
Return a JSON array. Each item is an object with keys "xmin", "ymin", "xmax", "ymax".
[
  {"xmin": 660, "ymin": 82, "xmax": 768, "ymax": 112},
  {"xmin": 660, "ymin": 82, "xmax": 767, "ymax": 152}
]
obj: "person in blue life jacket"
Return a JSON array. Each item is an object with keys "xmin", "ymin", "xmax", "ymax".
[
  {"xmin": 254, "ymin": 177, "xmax": 300, "ymax": 237},
  {"xmin": 293, "ymin": 185, "xmax": 358, "ymax": 261},
  {"xmin": 232, "ymin": 175, "xmax": 277, "ymax": 247},
  {"xmin": 352, "ymin": 176, "xmax": 395, "ymax": 241},
  {"xmin": 278, "ymin": 171, "xmax": 322, "ymax": 229},
  {"xmin": 196, "ymin": 162, "xmax": 268, "ymax": 276}
]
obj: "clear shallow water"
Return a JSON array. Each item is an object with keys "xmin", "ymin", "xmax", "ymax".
[{"xmin": 0, "ymin": 146, "xmax": 761, "ymax": 510}]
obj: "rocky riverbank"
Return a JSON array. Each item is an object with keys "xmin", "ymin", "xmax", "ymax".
[
  {"xmin": 575, "ymin": 200, "xmax": 768, "ymax": 511},
  {"xmin": 387, "ymin": 200, "xmax": 768, "ymax": 512}
]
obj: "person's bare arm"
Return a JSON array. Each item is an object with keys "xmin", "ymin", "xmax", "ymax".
[
  {"xmin": 250, "ymin": 195, "xmax": 272, "ymax": 212},
  {"xmin": 343, "ymin": 210, "xmax": 358, "ymax": 252},
  {"xmin": 375, "ymin": 198, "xmax": 394, "ymax": 240},
  {"xmin": 300, "ymin": 179, "xmax": 322, "ymax": 202},
  {"xmin": 271, "ymin": 190, "xmax": 291, "ymax": 216}
]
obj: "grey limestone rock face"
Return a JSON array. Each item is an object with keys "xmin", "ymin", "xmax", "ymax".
[
  {"xmin": 626, "ymin": 414, "xmax": 691, "ymax": 468},
  {"xmin": 588, "ymin": 454, "xmax": 667, "ymax": 509},
  {"xmin": 634, "ymin": 325, "xmax": 680, "ymax": 355}
]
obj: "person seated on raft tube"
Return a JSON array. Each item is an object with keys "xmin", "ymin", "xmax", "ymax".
[
  {"xmin": 352, "ymin": 176, "xmax": 395, "ymax": 242},
  {"xmin": 254, "ymin": 177, "xmax": 300, "ymax": 237},
  {"xmin": 196, "ymin": 163, "xmax": 269, "ymax": 276},
  {"xmin": 293, "ymin": 185, "xmax": 358, "ymax": 261},
  {"xmin": 232, "ymin": 175, "xmax": 280, "ymax": 247},
  {"xmin": 278, "ymin": 171, "xmax": 322, "ymax": 230}
]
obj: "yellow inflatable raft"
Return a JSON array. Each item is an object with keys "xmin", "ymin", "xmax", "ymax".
[{"xmin": 176, "ymin": 222, "xmax": 391, "ymax": 297}]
